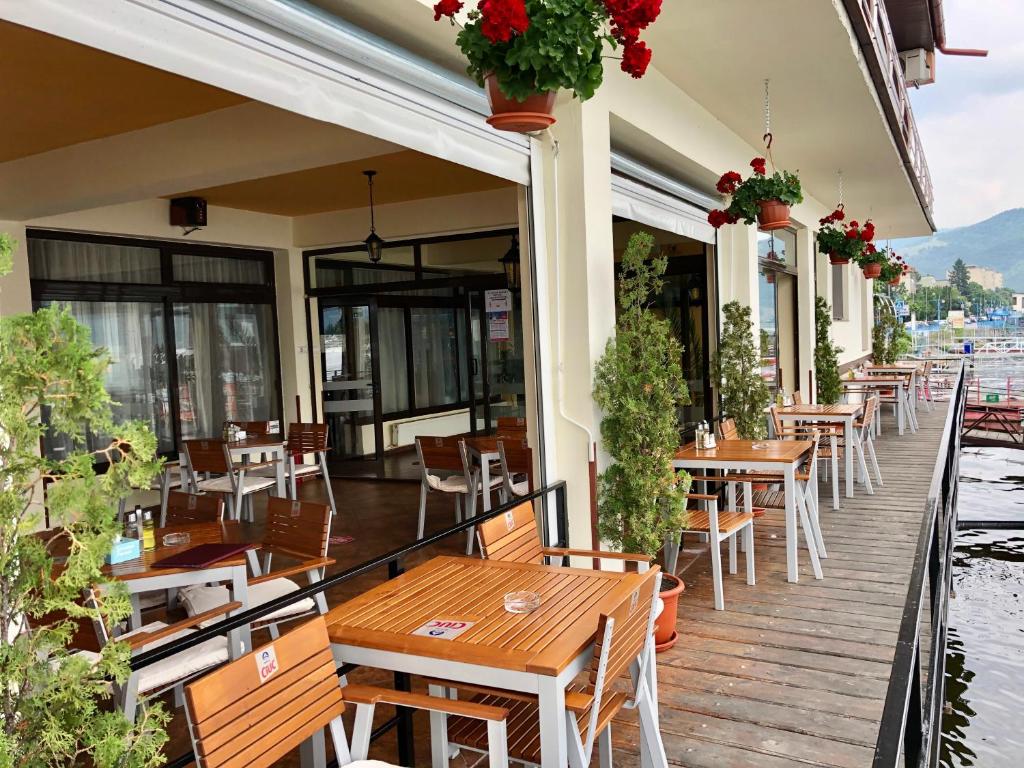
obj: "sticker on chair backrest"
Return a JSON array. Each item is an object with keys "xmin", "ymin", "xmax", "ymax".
[
  {"xmin": 433, "ymin": 437, "xmax": 444, "ymax": 447},
  {"xmin": 268, "ymin": 420, "xmax": 280, "ymax": 434},
  {"xmin": 412, "ymin": 619, "xmax": 475, "ymax": 640},
  {"xmin": 630, "ymin": 590, "xmax": 640, "ymax": 612},
  {"xmin": 200, "ymin": 441, "xmax": 209, "ymax": 449},
  {"xmin": 290, "ymin": 501, "xmax": 302, "ymax": 518},
  {"xmin": 504, "ymin": 511, "xmax": 516, "ymax": 531},
  {"xmin": 256, "ymin": 646, "xmax": 279, "ymax": 684},
  {"xmin": 187, "ymin": 495, "xmax": 198, "ymax": 510}
]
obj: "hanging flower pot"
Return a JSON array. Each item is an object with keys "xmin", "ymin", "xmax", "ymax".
[
  {"xmin": 707, "ymin": 158, "xmax": 802, "ymax": 231},
  {"xmin": 862, "ymin": 262, "xmax": 883, "ymax": 279},
  {"xmin": 756, "ymin": 199, "xmax": 792, "ymax": 231},
  {"xmin": 765, "ymin": 271, "xmax": 776, "ymax": 284},
  {"xmin": 817, "ymin": 209, "xmax": 873, "ymax": 269},
  {"xmin": 435, "ymin": 1, "xmax": 662, "ymax": 135},
  {"xmin": 889, "ymin": 277, "xmax": 901, "ymax": 286},
  {"xmin": 829, "ymin": 253, "xmax": 851, "ymax": 265},
  {"xmin": 484, "ymin": 74, "xmax": 556, "ymax": 132}
]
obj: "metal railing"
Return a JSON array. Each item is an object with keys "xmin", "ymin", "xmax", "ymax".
[
  {"xmin": 872, "ymin": 361, "xmax": 966, "ymax": 767},
  {"xmin": 139, "ymin": 481, "xmax": 569, "ymax": 768}
]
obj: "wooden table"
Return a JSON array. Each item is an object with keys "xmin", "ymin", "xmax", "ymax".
[
  {"xmin": 843, "ymin": 375, "xmax": 917, "ymax": 435},
  {"xmin": 102, "ymin": 521, "xmax": 256, "ymax": 654},
  {"xmin": 226, "ymin": 434, "xmax": 288, "ymax": 497},
  {"xmin": 674, "ymin": 439, "xmax": 821, "ymax": 583},
  {"xmin": 327, "ymin": 556, "xmax": 662, "ymax": 768},
  {"xmin": 775, "ymin": 403, "xmax": 864, "ymax": 506}
]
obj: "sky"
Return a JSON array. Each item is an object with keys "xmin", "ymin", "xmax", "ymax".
[{"xmin": 908, "ymin": 0, "xmax": 1024, "ymax": 230}]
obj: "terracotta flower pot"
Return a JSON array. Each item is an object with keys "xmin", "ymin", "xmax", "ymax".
[
  {"xmin": 862, "ymin": 262, "xmax": 882, "ymax": 279},
  {"xmin": 654, "ymin": 573, "xmax": 684, "ymax": 651},
  {"xmin": 829, "ymin": 253, "xmax": 850, "ymax": 266},
  {"xmin": 889, "ymin": 277, "xmax": 901, "ymax": 286},
  {"xmin": 484, "ymin": 74, "xmax": 557, "ymax": 133},
  {"xmin": 766, "ymin": 272, "xmax": 776, "ymax": 284},
  {"xmin": 756, "ymin": 199, "xmax": 791, "ymax": 231}
]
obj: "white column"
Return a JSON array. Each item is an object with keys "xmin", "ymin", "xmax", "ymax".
[
  {"xmin": 796, "ymin": 228, "xmax": 817, "ymax": 401},
  {"xmin": 274, "ymin": 246, "xmax": 315, "ymax": 423}
]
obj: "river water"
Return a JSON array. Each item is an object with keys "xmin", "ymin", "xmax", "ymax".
[{"xmin": 941, "ymin": 447, "xmax": 1024, "ymax": 766}]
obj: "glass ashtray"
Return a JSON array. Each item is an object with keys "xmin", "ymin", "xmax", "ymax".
[
  {"xmin": 162, "ymin": 532, "xmax": 190, "ymax": 548},
  {"xmin": 504, "ymin": 591, "xmax": 541, "ymax": 614},
  {"xmin": 751, "ymin": 442, "xmax": 771, "ymax": 450}
]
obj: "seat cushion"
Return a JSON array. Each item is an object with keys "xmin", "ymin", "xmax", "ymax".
[
  {"xmin": 120, "ymin": 621, "xmax": 228, "ymax": 693},
  {"xmin": 196, "ymin": 474, "xmax": 276, "ymax": 495},
  {"xmin": 425, "ymin": 474, "xmax": 470, "ymax": 493},
  {"xmin": 180, "ymin": 578, "xmax": 315, "ymax": 628}
]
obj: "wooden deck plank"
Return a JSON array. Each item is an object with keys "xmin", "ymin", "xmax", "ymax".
[{"xmin": 643, "ymin": 399, "xmax": 950, "ymax": 768}]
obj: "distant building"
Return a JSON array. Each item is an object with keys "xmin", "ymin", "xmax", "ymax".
[
  {"xmin": 967, "ymin": 265, "xmax": 1003, "ymax": 290},
  {"xmin": 919, "ymin": 275, "xmax": 949, "ymax": 289},
  {"xmin": 1013, "ymin": 294, "xmax": 1024, "ymax": 313}
]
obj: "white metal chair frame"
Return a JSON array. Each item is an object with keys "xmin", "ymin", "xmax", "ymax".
[{"xmin": 183, "ymin": 440, "xmax": 278, "ymax": 522}]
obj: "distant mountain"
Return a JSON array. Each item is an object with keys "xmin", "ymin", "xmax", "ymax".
[{"xmin": 894, "ymin": 208, "xmax": 1024, "ymax": 291}]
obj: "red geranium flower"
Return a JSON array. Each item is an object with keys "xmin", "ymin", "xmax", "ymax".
[
  {"xmin": 750, "ymin": 157, "xmax": 767, "ymax": 176},
  {"xmin": 716, "ymin": 170, "xmax": 742, "ymax": 195},
  {"xmin": 433, "ymin": 0, "xmax": 462, "ymax": 20},
  {"xmin": 621, "ymin": 39, "xmax": 652, "ymax": 79},
  {"xmin": 479, "ymin": 0, "xmax": 529, "ymax": 43},
  {"xmin": 708, "ymin": 209, "xmax": 730, "ymax": 229},
  {"xmin": 831, "ymin": 207, "xmax": 845, "ymax": 221},
  {"xmin": 605, "ymin": 0, "xmax": 662, "ymax": 44}
]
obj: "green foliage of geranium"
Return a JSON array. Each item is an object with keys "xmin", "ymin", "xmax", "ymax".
[
  {"xmin": 855, "ymin": 245, "xmax": 889, "ymax": 269},
  {"xmin": 712, "ymin": 302, "xmax": 771, "ymax": 440},
  {"xmin": 594, "ymin": 232, "xmax": 691, "ymax": 557},
  {"xmin": 814, "ymin": 297, "xmax": 843, "ymax": 405},
  {"xmin": 453, "ymin": 0, "xmax": 610, "ymax": 102},
  {"xmin": 0, "ymin": 237, "xmax": 168, "ymax": 768},
  {"xmin": 709, "ymin": 160, "xmax": 803, "ymax": 228}
]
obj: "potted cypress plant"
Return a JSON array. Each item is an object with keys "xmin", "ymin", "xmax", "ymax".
[
  {"xmin": 0, "ymin": 234, "xmax": 168, "ymax": 767},
  {"xmin": 593, "ymin": 231, "xmax": 691, "ymax": 652},
  {"xmin": 711, "ymin": 302, "xmax": 772, "ymax": 440},
  {"xmin": 707, "ymin": 157, "xmax": 803, "ymax": 232},
  {"xmin": 814, "ymin": 296, "xmax": 844, "ymax": 404},
  {"xmin": 434, "ymin": 0, "xmax": 662, "ymax": 132}
]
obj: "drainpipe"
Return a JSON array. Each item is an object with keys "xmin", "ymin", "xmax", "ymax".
[{"xmin": 931, "ymin": 0, "xmax": 988, "ymax": 57}]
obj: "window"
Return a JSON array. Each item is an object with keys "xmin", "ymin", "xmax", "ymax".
[
  {"xmin": 410, "ymin": 308, "xmax": 459, "ymax": 409},
  {"xmin": 832, "ymin": 264, "xmax": 847, "ymax": 320},
  {"xmin": 28, "ymin": 231, "xmax": 280, "ymax": 458}
]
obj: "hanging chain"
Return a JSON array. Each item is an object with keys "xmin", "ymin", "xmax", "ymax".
[
  {"xmin": 762, "ymin": 79, "xmax": 775, "ymax": 170},
  {"xmin": 837, "ymin": 170, "xmax": 844, "ymax": 212}
]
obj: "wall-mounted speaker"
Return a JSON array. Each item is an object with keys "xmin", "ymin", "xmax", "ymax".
[{"xmin": 170, "ymin": 197, "xmax": 208, "ymax": 229}]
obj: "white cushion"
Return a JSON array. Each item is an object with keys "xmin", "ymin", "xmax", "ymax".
[
  {"xmin": 347, "ymin": 762, "xmax": 402, "ymax": 768},
  {"xmin": 425, "ymin": 474, "xmax": 503, "ymax": 493},
  {"xmin": 511, "ymin": 480, "xmax": 530, "ymax": 497},
  {"xmin": 180, "ymin": 578, "xmax": 315, "ymax": 628},
  {"xmin": 196, "ymin": 474, "xmax": 276, "ymax": 495},
  {"xmin": 120, "ymin": 621, "xmax": 228, "ymax": 693},
  {"xmin": 137, "ymin": 591, "xmax": 166, "ymax": 610},
  {"xmin": 250, "ymin": 462, "xmax": 321, "ymax": 479}
]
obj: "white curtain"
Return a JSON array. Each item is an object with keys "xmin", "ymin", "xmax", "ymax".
[{"xmin": 28, "ymin": 238, "xmax": 162, "ymax": 283}]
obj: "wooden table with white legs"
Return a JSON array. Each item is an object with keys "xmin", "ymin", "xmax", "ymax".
[
  {"xmin": 775, "ymin": 403, "xmax": 864, "ymax": 506},
  {"xmin": 843, "ymin": 376, "xmax": 917, "ymax": 435},
  {"xmin": 674, "ymin": 439, "xmax": 821, "ymax": 583},
  {"xmin": 226, "ymin": 434, "xmax": 288, "ymax": 497},
  {"xmin": 326, "ymin": 556, "xmax": 665, "ymax": 768}
]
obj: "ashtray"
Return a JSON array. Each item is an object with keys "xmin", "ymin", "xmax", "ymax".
[
  {"xmin": 751, "ymin": 442, "xmax": 771, "ymax": 450},
  {"xmin": 504, "ymin": 591, "xmax": 541, "ymax": 614},
  {"xmin": 162, "ymin": 532, "xmax": 190, "ymax": 548}
]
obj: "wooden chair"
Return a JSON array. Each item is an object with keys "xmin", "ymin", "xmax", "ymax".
[
  {"xmin": 495, "ymin": 416, "xmax": 527, "ymax": 438},
  {"xmin": 183, "ymin": 439, "xmax": 278, "ymax": 523},
  {"xmin": 438, "ymin": 567, "xmax": 665, "ymax": 768},
  {"xmin": 225, "ymin": 420, "xmax": 274, "ymax": 436},
  {"xmin": 415, "ymin": 436, "xmax": 502, "ymax": 542},
  {"xmin": 920, "ymin": 360, "xmax": 934, "ymax": 411},
  {"xmin": 117, "ymin": 457, "xmax": 188, "ymax": 526},
  {"xmin": 665, "ymin": 491, "xmax": 754, "ymax": 610},
  {"xmin": 496, "ymin": 437, "xmax": 533, "ymax": 498},
  {"xmin": 179, "ymin": 497, "xmax": 335, "ymax": 640},
  {"xmin": 250, "ymin": 423, "xmax": 336, "ymax": 515},
  {"xmin": 792, "ymin": 391, "xmax": 803, "ymax": 405},
  {"xmin": 717, "ymin": 417, "xmax": 738, "ymax": 441},
  {"xmin": 475, "ymin": 499, "xmax": 652, "ymax": 570},
  {"xmin": 184, "ymin": 616, "xmax": 510, "ymax": 768},
  {"xmin": 162, "ymin": 491, "xmax": 225, "ymax": 527},
  {"xmin": 856, "ymin": 395, "xmax": 882, "ymax": 487}
]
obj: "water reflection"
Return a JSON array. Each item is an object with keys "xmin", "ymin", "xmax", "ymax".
[{"xmin": 942, "ymin": 447, "xmax": 1024, "ymax": 766}]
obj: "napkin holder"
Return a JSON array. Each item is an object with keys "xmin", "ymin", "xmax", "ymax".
[{"xmin": 106, "ymin": 536, "xmax": 141, "ymax": 565}]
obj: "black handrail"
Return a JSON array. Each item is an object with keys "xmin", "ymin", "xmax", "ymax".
[
  {"xmin": 131, "ymin": 479, "xmax": 569, "ymax": 768},
  {"xmin": 872, "ymin": 361, "xmax": 966, "ymax": 767}
]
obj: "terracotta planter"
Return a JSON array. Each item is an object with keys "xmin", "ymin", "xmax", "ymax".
[
  {"xmin": 889, "ymin": 277, "xmax": 901, "ymax": 286},
  {"xmin": 484, "ymin": 74, "xmax": 556, "ymax": 133},
  {"xmin": 862, "ymin": 262, "xmax": 883, "ymax": 279},
  {"xmin": 829, "ymin": 253, "xmax": 850, "ymax": 266},
  {"xmin": 765, "ymin": 272, "xmax": 776, "ymax": 284},
  {"xmin": 756, "ymin": 199, "xmax": 791, "ymax": 231},
  {"xmin": 654, "ymin": 573, "xmax": 684, "ymax": 651}
]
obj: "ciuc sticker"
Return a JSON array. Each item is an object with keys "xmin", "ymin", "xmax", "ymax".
[
  {"xmin": 256, "ymin": 645, "xmax": 279, "ymax": 684},
  {"xmin": 412, "ymin": 619, "xmax": 475, "ymax": 640}
]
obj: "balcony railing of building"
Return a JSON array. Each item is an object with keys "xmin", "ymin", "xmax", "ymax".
[
  {"xmin": 844, "ymin": 0, "xmax": 936, "ymax": 219},
  {"xmin": 872, "ymin": 361, "xmax": 966, "ymax": 767}
]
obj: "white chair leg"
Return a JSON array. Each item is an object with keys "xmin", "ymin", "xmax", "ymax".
[
  {"xmin": 416, "ymin": 483, "xmax": 428, "ymax": 539},
  {"xmin": 464, "ymin": 491, "xmax": 477, "ymax": 556},
  {"xmin": 709, "ymin": 537, "xmax": 725, "ymax": 611},
  {"xmin": 728, "ymin": 533, "xmax": 737, "ymax": 575},
  {"xmin": 599, "ymin": 725, "xmax": 613, "ymax": 768},
  {"xmin": 232, "ymin": 489, "xmax": 244, "ymax": 522},
  {"xmin": 487, "ymin": 719, "xmax": 510, "ymax": 768},
  {"xmin": 855, "ymin": 437, "xmax": 873, "ymax": 495},
  {"xmin": 454, "ymin": 493, "xmax": 462, "ymax": 524},
  {"xmin": 867, "ymin": 438, "xmax": 883, "ymax": 486},
  {"xmin": 802, "ymin": 483, "xmax": 827, "ymax": 558},
  {"xmin": 796, "ymin": 491, "xmax": 824, "ymax": 579},
  {"xmin": 744, "ymin": 524, "xmax": 755, "ymax": 585}
]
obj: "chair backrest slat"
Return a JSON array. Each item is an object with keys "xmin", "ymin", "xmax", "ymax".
[
  {"xmin": 263, "ymin": 497, "xmax": 331, "ymax": 558},
  {"xmin": 590, "ymin": 567, "xmax": 661, "ymax": 687},
  {"xmin": 164, "ymin": 491, "xmax": 224, "ymax": 526},
  {"xmin": 286, "ymin": 422, "xmax": 329, "ymax": 455},
  {"xmin": 416, "ymin": 436, "xmax": 467, "ymax": 473},
  {"xmin": 184, "ymin": 439, "xmax": 232, "ymax": 475},
  {"xmin": 228, "ymin": 421, "xmax": 273, "ymax": 436},
  {"xmin": 495, "ymin": 417, "xmax": 527, "ymax": 438},
  {"xmin": 497, "ymin": 438, "xmax": 532, "ymax": 488},
  {"xmin": 476, "ymin": 501, "xmax": 544, "ymax": 564},
  {"xmin": 186, "ymin": 618, "xmax": 343, "ymax": 768},
  {"xmin": 861, "ymin": 395, "xmax": 878, "ymax": 432},
  {"xmin": 768, "ymin": 405, "xmax": 783, "ymax": 437},
  {"xmin": 718, "ymin": 418, "xmax": 738, "ymax": 441}
]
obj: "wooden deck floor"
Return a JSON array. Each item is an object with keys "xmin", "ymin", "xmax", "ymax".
[{"xmin": 609, "ymin": 398, "xmax": 950, "ymax": 768}]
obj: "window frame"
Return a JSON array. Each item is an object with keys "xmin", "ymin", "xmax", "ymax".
[{"xmin": 28, "ymin": 229, "xmax": 282, "ymax": 457}]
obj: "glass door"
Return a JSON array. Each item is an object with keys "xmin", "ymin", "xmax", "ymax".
[{"xmin": 319, "ymin": 299, "xmax": 384, "ymax": 474}]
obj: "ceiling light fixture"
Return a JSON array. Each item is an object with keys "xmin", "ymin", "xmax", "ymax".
[
  {"xmin": 500, "ymin": 235, "xmax": 521, "ymax": 292},
  {"xmin": 362, "ymin": 170, "xmax": 384, "ymax": 264}
]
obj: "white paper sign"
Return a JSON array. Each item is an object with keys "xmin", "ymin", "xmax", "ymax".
[
  {"xmin": 256, "ymin": 645, "xmax": 279, "ymax": 684},
  {"xmin": 412, "ymin": 618, "xmax": 475, "ymax": 640},
  {"xmin": 487, "ymin": 312, "xmax": 510, "ymax": 342},
  {"xmin": 485, "ymin": 289, "xmax": 511, "ymax": 313}
]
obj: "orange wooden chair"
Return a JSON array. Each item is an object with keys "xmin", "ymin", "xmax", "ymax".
[
  {"xmin": 183, "ymin": 439, "xmax": 278, "ymax": 523},
  {"xmin": 184, "ymin": 617, "xmax": 510, "ymax": 768},
  {"xmin": 162, "ymin": 491, "xmax": 225, "ymax": 527}
]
